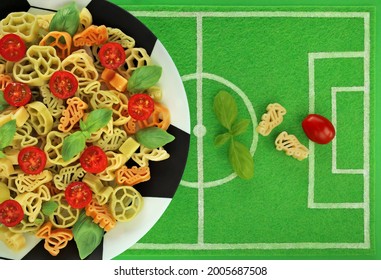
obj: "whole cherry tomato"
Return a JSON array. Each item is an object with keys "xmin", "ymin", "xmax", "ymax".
[{"xmin": 302, "ymin": 114, "xmax": 335, "ymax": 144}]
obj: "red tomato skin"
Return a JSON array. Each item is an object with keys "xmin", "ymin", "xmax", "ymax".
[
  {"xmin": 98, "ymin": 42, "xmax": 126, "ymax": 70},
  {"xmin": 18, "ymin": 146, "xmax": 47, "ymax": 175},
  {"xmin": 0, "ymin": 199, "xmax": 24, "ymax": 227},
  {"xmin": 49, "ymin": 70, "xmax": 78, "ymax": 99},
  {"xmin": 65, "ymin": 182, "xmax": 92, "ymax": 209},
  {"xmin": 3, "ymin": 82, "xmax": 32, "ymax": 107},
  {"xmin": 0, "ymin": 34, "xmax": 26, "ymax": 62},
  {"xmin": 302, "ymin": 114, "xmax": 335, "ymax": 144},
  {"xmin": 128, "ymin": 93, "xmax": 155, "ymax": 121},
  {"xmin": 80, "ymin": 146, "xmax": 108, "ymax": 174}
]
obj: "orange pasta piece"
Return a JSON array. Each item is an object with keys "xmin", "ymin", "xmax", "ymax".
[
  {"xmin": 39, "ymin": 31, "xmax": 72, "ymax": 59},
  {"xmin": 36, "ymin": 221, "xmax": 73, "ymax": 256},
  {"xmin": 85, "ymin": 199, "xmax": 116, "ymax": 232},
  {"xmin": 0, "ymin": 74, "xmax": 13, "ymax": 91},
  {"xmin": 115, "ymin": 166, "xmax": 151, "ymax": 186},
  {"xmin": 73, "ymin": 25, "xmax": 108, "ymax": 47},
  {"xmin": 123, "ymin": 118, "xmax": 137, "ymax": 135},
  {"xmin": 137, "ymin": 101, "xmax": 171, "ymax": 130},
  {"xmin": 58, "ymin": 97, "xmax": 88, "ymax": 132}
]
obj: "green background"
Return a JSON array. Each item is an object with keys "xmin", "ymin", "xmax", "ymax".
[{"xmin": 108, "ymin": 0, "xmax": 381, "ymax": 260}]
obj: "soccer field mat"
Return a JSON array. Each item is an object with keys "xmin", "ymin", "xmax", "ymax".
[{"xmin": 111, "ymin": 4, "xmax": 375, "ymax": 259}]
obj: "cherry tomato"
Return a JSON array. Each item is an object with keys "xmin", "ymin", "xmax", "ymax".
[
  {"xmin": 49, "ymin": 70, "xmax": 78, "ymax": 99},
  {"xmin": 3, "ymin": 82, "xmax": 32, "ymax": 107},
  {"xmin": 18, "ymin": 146, "xmax": 47, "ymax": 175},
  {"xmin": 128, "ymin": 93, "xmax": 155, "ymax": 121},
  {"xmin": 0, "ymin": 199, "xmax": 24, "ymax": 227},
  {"xmin": 0, "ymin": 34, "xmax": 26, "ymax": 62},
  {"xmin": 65, "ymin": 182, "xmax": 92, "ymax": 209},
  {"xmin": 302, "ymin": 114, "xmax": 336, "ymax": 144},
  {"xmin": 98, "ymin": 42, "xmax": 126, "ymax": 70},
  {"xmin": 80, "ymin": 146, "xmax": 108, "ymax": 174}
]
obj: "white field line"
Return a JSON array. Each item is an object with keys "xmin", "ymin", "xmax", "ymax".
[{"xmin": 129, "ymin": 11, "xmax": 371, "ymax": 251}]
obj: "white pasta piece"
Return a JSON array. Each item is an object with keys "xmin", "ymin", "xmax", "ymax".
[
  {"xmin": 256, "ymin": 103, "xmax": 286, "ymax": 136},
  {"xmin": 275, "ymin": 131, "xmax": 309, "ymax": 161}
]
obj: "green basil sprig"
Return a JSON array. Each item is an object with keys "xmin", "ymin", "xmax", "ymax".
[
  {"xmin": 41, "ymin": 201, "xmax": 58, "ymax": 216},
  {"xmin": 0, "ymin": 91, "xmax": 9, "ymax": 111},
  {"xmin": 62, "ymin": 108, "xmax": 113, "ymax": 161},
  {"xmin": 73, "ymin": 211, "xmax": 104, "ymax": 260},
  {"xmin": 49, "ymin": 2, "xmax": 80, "ymax": 37},
  {"xmin": 0, "ymin": 120, "xmax": 17, "ymax": 158},
  {"xmin": 127, "ymin": 65, "xmax": 162, "ymax": 93},
  {"xmin": 135, "ymin": 127, "xmax": 175, "ymax": 149},
  {"xmin": 213, "ymin": 90, "xmax": 254, "ymax": 179}
]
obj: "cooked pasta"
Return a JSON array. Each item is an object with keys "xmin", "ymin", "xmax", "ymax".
[
  {"xmin": 0, "ymin": 6, "xmax": 173, "ymax": 258},
  {"xmin": 275, "ymin": 131, "xmax": 309, "ymax": 160},
  {"xmin": 256, "ymin": 103, "xmax": 287, "ymax": 136}
]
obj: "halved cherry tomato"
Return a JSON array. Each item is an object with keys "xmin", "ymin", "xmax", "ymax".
[
  {"xmin": 18, "ymin": 146, "xmax": 47, "ymax": 175},
  {"xmin": 302, "ymin": 114, "xmax": 336, "ymax": 144},
  {"xmin": 0, "ymin": 199, "xmax": 24, "ymax": 227},
  {"xmin": 49, "ymin": 70, "xmax": 78, "ymax": 99},
  {"xmin": 0, "ymin": 34, "xmax": 26, "ymax": 62},
  {"xmin": 80, "ymin": 146, "xmax": 108, "ymax": 174},
  {"xmin": 3, "ymin": 82, "xmax": 32, "ymax": 107},
  {"xmin": 98, "ymin": 42, "xmax": 126, "ymax": 70},
  {"xmin": 128, "ymin": 93, "xmax": 155, "ymax": 121},
  {"xmin": 65, "ymin": 182, "xmax": 92, "ymax": 209}
]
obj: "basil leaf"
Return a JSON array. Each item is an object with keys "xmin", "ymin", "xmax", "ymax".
[
  {"xmin": 0, "ymin": 91, "xmax": 9, "ymax": 111},
  {"xmin": 62, "ymin": 131, "xmax": 87, "ymax": 161},
  {"xmin": 73, "ymin": 213, "xmax": 104, "ymax": 259},
  {"xmin": 127, "ymin": 65, "xmax": 162, "ymax": 93},
  {"xmin": 229, "ymin": 140, "xmax": 254, "ymax": 179},
  {"xmin": 231, "ymin": 119, "xmax": 250, "ymax": 136},
  {"xmin": 213, "ymin": 90, "xmax": 237, "ymax": 130},
  {"xmin": 49, "ymin": 2, "xmax": 80, "ymax": 37},
  {"xmin": 135, "ymin": 127, "xmax": 175, "ymax": 149},
  {"xmin": 41, "ymin": 201, "xmax": 58, "ymax": 216},
  {"xmin": 0, "ymin": 120, "xmax": 17, "ymax": 149},
  {"xmin": 214, "ymin": 132, "xmax": 231, "ymax": 147},
  {"xmin": 81, "ymin": 108, "xmax": 113, "ymax": 134}
]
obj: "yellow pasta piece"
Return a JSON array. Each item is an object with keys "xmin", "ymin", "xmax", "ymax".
[
  {"xmin": 15, "ymin": 170, "xmax": 53, "ymax": 193},
  {"xmin": 58, "ymin": 97, "xmax": 88, "ymax": 133},
  {"xmin": 44, "ymin": 131, "xmax": 80, "ymax": 167},
  {"xmin": 85, "ymin": 199, "xmax": 116, "ymax": 232},
  {"xmin": 82, "ymin": 173, "xmax": 113, "ymax": 205},
  {"xmin": 1, "ymin": 106, "xmax": 30, "ymax": 127},
  {"xmin": 107, "ymin": 27, "xmax": 135, "ymax": 49},
  {"xmin": 115, "ymin": 166, "xmax": 150, "ymax": 186},
  {"xmin": 9, "ymin": 121, "xmax": 39, "ymax": 150},
  {"xmin": 49, "ymin": 193, "xmax": 80, "ymax": 229},
  {"xmin": 26, "ymin": 101, "xmax": 54, "ymax": 136},
  {"xmin": 132, "ymin": 145, "xmax": 170, "ymax": 167},
  {"xmin": 96, "ymin": 151, "xmax": 128, "ymax": 181},
  {"xmin": 95, "ymin": 128, "xmax": 127, "ymax": 151},
  {"xmin": 0, "ymin": 158, "xmax": 14, "ymax": 177},
  {"xmin": 109, "ymin": 185, "xmax": 143, "ymax": 222},
  {"xmin": 8, "ymin": 211, "xmax": 44, "ymax": 234},
  {"xmin": 79, "ymin": 8, "xmax": 93, "ymax": 31},
  {"xmin": 36, "ymin": 13, "xmax": 54, "ymax": 31},
  {"xmin": 39, "ymin": 31, "xmax": 72, "ymax": 59},
  {"xmin": 0, "ymin": 225, "xmax": 26, "ymax": 251},
  {"xmin": 256, "ymin": 103, "xmax": 287, "ymax": 136},
  {"xmin": 118, "ymin": 137, "xmax": 140, "ymax": 161},
  {"xmin": 73, "ymin": 25, "xmax": 108, "ymax": 47},
  {"xmin": 117, "ymin": 48, "xmax": 152, "ymax": 79},
  {"xmin": 146, "ymin": 86, "xmax": 163, "ymax": 102},
  {"xmin": 15, "ymin": 185, "xmax": 51, "ymax": 223},
  {"xmin": 0, "ymin": 12, "xmax": 39, "ymax": 42},
  {"xmin": 35, "ymin": 221, "xmax": 73, "ymax": 257},
  {"xmin": 62, "ymin": 52, "xmax": 99, "ymax": 88},
  {"xmin": 275, "ymin": 131, "xmax": 309, "ymax": 161},
  {"xmin": 12, "ymin": 57, "xmax": 41, "ymax": 86},
  {"xmin": 53, "ymin": 163, "xmax": 85, "ymax": 191},
  {"xmin": 39, "ymin": 85, "xmax": 66, "ymax": 119}
]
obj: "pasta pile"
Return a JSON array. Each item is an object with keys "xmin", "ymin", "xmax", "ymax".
[{"xmin": 0, "ymin": 7, "xmax": 172, "ymax": 257}]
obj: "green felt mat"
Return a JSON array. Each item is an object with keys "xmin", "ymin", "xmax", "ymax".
[{"xmin": 110, "ymin": 4, "xmax": 376, "ymax": 259}]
